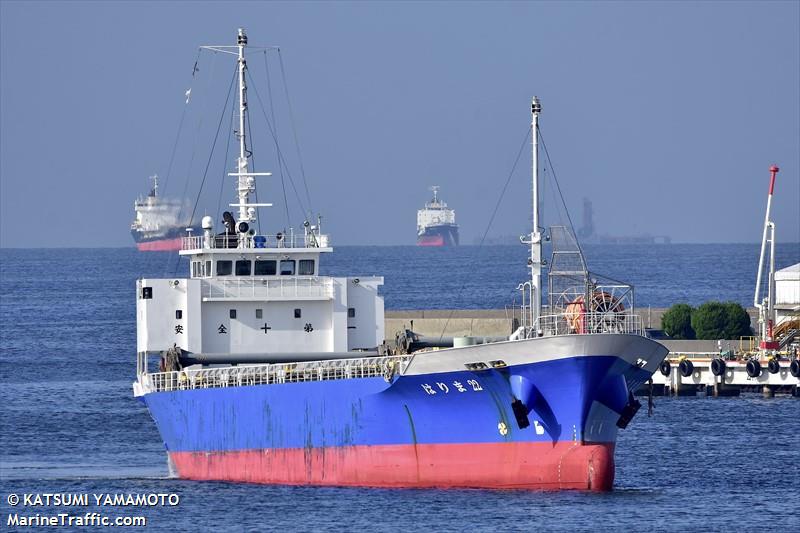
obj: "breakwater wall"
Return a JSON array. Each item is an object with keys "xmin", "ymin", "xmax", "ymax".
[{"xmin": 385, "ymin": 308, "xmax": 760, "ymax": 341}]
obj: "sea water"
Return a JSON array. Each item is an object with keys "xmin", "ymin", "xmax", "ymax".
[{"xmin": 1, "ymin": 245, "xmax": 798, "ymax": 531}]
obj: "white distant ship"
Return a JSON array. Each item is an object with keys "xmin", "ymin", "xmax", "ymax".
[
  {"xmin": 416, "ymin": 186, "xmax": 459, "ymax": 246},
  {"xmin": 130, "ymin": 175, "xmax": 200, "ymax": 251}
]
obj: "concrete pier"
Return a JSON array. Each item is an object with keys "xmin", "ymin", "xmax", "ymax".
[
  {"xmin": 385, "ymin": 309, "xmax": 516, "ymax": 339},
  {"xmin": 712, "ymin": 379, "xmax": 740, "ymax": 397},
  {"xmin": 385, "ymin": 307, "xmax": 758, "ymax": 338},
  {"xmin": 648, "ymin": 355, "xmax": 798, "ymax": 396}
]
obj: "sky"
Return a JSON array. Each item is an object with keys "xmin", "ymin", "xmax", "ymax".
[{"xmin": 1, "ymin": 0, "xmax": 798, "ymax": 247}]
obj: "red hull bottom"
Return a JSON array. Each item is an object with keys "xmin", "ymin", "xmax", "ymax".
[
  {"xmin": 170, "ymin": 441, "xmax": 615, "ymax": 491},
  {"xmin": 136, "ymin": 238, "xmax": 183, "ymax": 251},
  {"xmin": 417, "ymin": 236, "xmax": 445, "ymax": 247}
]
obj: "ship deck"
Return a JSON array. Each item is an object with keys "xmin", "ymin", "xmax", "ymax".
[{"xmin": 137, "ymin": 355, "xmax": 413, "ymax": 395}]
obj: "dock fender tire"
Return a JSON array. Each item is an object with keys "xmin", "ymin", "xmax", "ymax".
[
  {"xmin": 679, "ymin": 359, "xmax": 694, "ymax": 378},
  {"xmin": 746, "ymin": 359, "xmax": 762, "ymax": 378},
  {"xmin": 791, "ymin": 359, "xmax": 800, "ymax": 378},
  {"xmin": 710, "ymin": 358, "xmax": 726, "ymax": 377},
  {"xmin": 659, "ymin": 360, "xmax": 671, "ymax": 376},
  {"xmin": 768, "ymin": 359, "xmax": 781, "ymax": 375}
]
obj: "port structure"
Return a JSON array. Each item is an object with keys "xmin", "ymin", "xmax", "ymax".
[
  {"xmin": 646, "ymin": 352, "xmax": 799, "ymax": 398},
  {"xmin": 754, "ymin": 165, "xmax": 781, "ymax": 351}
]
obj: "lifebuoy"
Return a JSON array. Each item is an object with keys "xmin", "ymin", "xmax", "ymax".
[
  {"xmin": 711, "ymin": 358, "xmax": 726, "ymax": 376},
  {"xmin": 679, "ymin": 359, "xmax": 694, "ymax": 377},
  {"xmin": 659, "ymin": 360, "xmax": 671, "ymax": 376},
  {"xmin": 791, "ymin": 359, "xmax": 800, "ymax": 378},
  {"xmin": 746, "ymin": 359, "xmax": 762, "ymax": 378},
  {"xmin": 768, "ymin": 359, "xmax": 781, "ymax": 375}
]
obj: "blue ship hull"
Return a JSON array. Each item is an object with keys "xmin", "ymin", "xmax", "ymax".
[{"xmin": 141, "ymin": 346, "xmax": 660, "ymax": 489}]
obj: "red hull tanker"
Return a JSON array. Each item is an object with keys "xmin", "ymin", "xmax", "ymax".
[
  {"xmin": 416, "ymin": 186, "xmax": 459, "ymax": 246},
  {"xmin": 131, "ymin": 175, "xmax": 199, "ymax": 252}
]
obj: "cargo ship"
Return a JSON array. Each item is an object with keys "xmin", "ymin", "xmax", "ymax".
[
  {"xmin": 133, "ymin": 29, "xmax": 667, "ymax": 490},
  {"xmin": 416, "ymin": 186, "xmax": 459, "ymax": 246},
  {"xmin": 131, "ymin": 175, "xmax": 200, "ymax": 251}
]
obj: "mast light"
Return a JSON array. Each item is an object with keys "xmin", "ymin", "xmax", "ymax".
[{"xmin": 532, "ymin": 96, "xmax": 541, "ymax": 115}]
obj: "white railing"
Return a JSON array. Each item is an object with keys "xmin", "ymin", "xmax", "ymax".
[
  {"xmin": 514, "ymin": 312, "xmax": 645, "ymax": 339},
  {"xmin": 181, "ymin": 233, "xmax": 330, "ymax": 251},
  {"xmin": 142, "ymin": 355, "xmax": 413, "ymax": 393},
  {"xmin": 202, "ymin": 277, "xmax": 334, "ymax": 300}
]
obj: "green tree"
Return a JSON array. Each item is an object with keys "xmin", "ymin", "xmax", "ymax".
[
  {"xmin": 692, "ymin": 301, "xmax": 751, "ymax": 339},
  {"xmin": 661, "ymin": 303, "xmax": 695, "ymax": 339},
  {"xmin": 692, "ymin": 302, "xmax": 726, "ymax": 339},
  {"xmin": 722, "ymin": 302, "xmax": 752, "ymax": 339}
]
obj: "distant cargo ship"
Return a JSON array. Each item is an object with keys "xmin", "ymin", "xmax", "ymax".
[
  {"xmin": 416, "ymin": 186, "xmax": 459, "ymax": 246},
  {"xmin": 131, "ymin": 175, "xmax": 200, "ymax": 251}
]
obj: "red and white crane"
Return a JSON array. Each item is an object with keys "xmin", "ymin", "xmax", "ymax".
[{"xmin": 754, "ymin": 165, "xmax": 780, "ymax": 351}]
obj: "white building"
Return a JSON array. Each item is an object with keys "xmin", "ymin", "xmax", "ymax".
[{"xmin": 775, "ymin": 262, "xmax": 800, "ymax": 326}]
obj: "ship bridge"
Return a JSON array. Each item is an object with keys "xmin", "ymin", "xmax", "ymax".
[
  {"xmin": 137, "ymin": 219, "xmax": 383, "ymax": 362},
  {"xmin": 179, "ymin": 229, "xmax": 331, "ymax": 278}
]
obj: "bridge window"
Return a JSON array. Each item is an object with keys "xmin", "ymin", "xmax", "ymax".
[
  {"xmin": 235, "ymin": 260, "xmax": 251, "ymax": 276},
  {"xmin": 254, "ymin": 260, "xmax": 276, "ymax": 276},
  {"xmin": 280, "ymin": 259, "xmax": 295, "ymax": 276},
  {"xmin": 176, "ymin": 310, "xmax": 183, "ymax": 319},
  {"xmin": 193, "ymin": 260, "xmax": 209, "ymax": 277},
  {"xmin": 255, "ymin": 309, "xmax": 263, "ymax": 319},
  {"xmin": 229, "ymin": 309, "xmax": 237, "ymax": 319},
  {"xmin": 298, "ymin": 259, "xmax": 315, "ymax": 275},
  {"xmin": 217, "ymin": 260, "xmax": 232, "ymax": 276},
  {"xmin": 294, "ymin": 308, "xmax": 302, "ymax": 318},
  {"xmin": 348, "ymin": 308, "xmax": 356, "ymax": 318},
  {"xmin": 141, "ymin": 287, "xmax": 152, "ymax": 299}
]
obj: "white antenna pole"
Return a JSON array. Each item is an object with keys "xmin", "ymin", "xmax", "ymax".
[
  {"xmin": 530, "ymin": 97, "xmax": 542, "ymax": 329},
  {"xmin": 754, "ymin": 165, "xmax": 779, "ymax": 343},
  {"xmin": 201, "ymin": 31, "xmax": 273, "ymax": 232},
  {"xmin": 236, "ymin": 28, "xmax": 251, "ymax": 224}
]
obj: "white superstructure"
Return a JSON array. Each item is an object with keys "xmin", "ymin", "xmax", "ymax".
[
  {"xmin": 416, "ymin": 186, "xmax": 456, "ymax": 233},
  {"xmin": 131, "ymin": 175, "xmax": 188, "ymax": 233},
  {"xmin": 136, "ymin": 29, "xmax": 384, "ymax": 366}
]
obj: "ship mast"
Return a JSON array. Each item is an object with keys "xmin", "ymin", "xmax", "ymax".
[
  {"xmin": 202, "ymin": 29, "xmax": 273, "ymax": 237},
  {"xmin": 235, "ymin": 28, "xmax": 250, "ymax": 225},
  {"xmin": 530, "ymin": 97, "xmax": 543, "ymax": 329}
]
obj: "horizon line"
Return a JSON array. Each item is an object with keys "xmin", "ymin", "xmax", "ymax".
[{"xmin": 2, "ymin": 241, "xmax": 800, "ymax": 251}]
